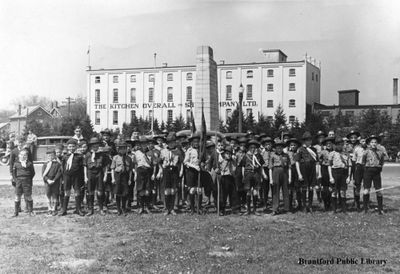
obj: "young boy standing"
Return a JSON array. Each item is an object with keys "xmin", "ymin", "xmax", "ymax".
[
  {"xmin": 318, "ymin": 136, "xmax": 335, "ymax": 211},
  {"xmin": 287, "ymin": 138, "xmax": 300, "ymax": 212},
  {"xmin": 12, "ymin": 149, "xmax": 35, "ymax": 217},
  {"xmin": 328, "ymin": 137, "xmax": 351, "ymax": 213},
  {"xmin": 362, "ymin": 135, "xmax": 385, "ymax": 214},
  {"xmin": 218, "ymin": 146, "xmax": 236, "ymax": 216},
  {"xmin": 269, "ymin": 139, "xmax": 291, "ymax": 215},
  {"xmin": 60, "ymin": 139, "xmax": 85, "ymax": 216},
  {"xmin": 42, "ymin": 150, "xmax": 63, "ymax": 215},
  {"xmin": 111, "ymin": 141, "xmax": 133, "ymax": 215},
  {"xmin": 260, "ymin": 137, "xmax": 273, "ymax": 210}
]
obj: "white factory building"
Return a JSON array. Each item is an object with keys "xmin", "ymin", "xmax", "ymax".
[{"xmin": 87, "ymin": 49, "xmax": 321, "ymax": 132}]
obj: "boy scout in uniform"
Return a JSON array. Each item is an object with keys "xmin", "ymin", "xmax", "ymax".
[
  {"xmin": 148, "ymin": 138, "xmax": 162, "ymax": 210},
  {"xmin": 183, "ymin": 133, "xmax": 202, "ymax": 215},
  {"xmin": 346, "ymin": 130, "xmax": 361, "ymax": 208},
  {"xmin": 362, "ymin": 135, "xmax": 385, "ymax": 214},
  {"xmin": 328, "ymin": 137, "xmax": 351, "ymax": 213},
  {"xmin": 133, "ymin": 137, "xmax": 154, "ymax": 214},
  {"xmin": 42, "ymin": 150, "xmax": 63, "ymax": 215},
  {"xmin": 352, "ymin": 136, "xmax": 366, "ymax": 211},
  {"xmin": 84, "ymin": 137, "xmax": 107, "ymax": 216},
  {"xmin": 314, "ymin": 130, "xmax": 327, "ymax": 203},
  {"xmin": 318, "ymin": 136, "xmax": 335, "ymax": 211},
  {"xmin": 269, "ymin": 139, "xmax": 291, "ymax": 215},
  {"xmin": 160, "ymin": 136, "xmax": 182, "ymax": 215},
  {"xmin": 260, "ymin": 137, "xmax": 273, "ymax": 210},
  {"xmin": 287, "ymin": 138, "xmax": 300, "ymax": 212},
  {"xmin": 111, "ymin": 141, "xmax": 133, "ymax": 215},
  {"xmin": 218, "ymin": 146, "xmax": 236, "ymax": 216},
  {"xmin": 239, "ymin": 139, "xmax": 267, "ymax": 215},
  {"xmin": 295, "ymin": 132, "xmax": 319, "ymax": 213},
  {"xmin": 60, "ymin": 139, "xmax": 85, "ymax": 216}
]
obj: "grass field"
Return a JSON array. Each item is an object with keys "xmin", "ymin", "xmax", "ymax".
[{"xmin": 0, "ymin": 185, "xmax": 399, "ymax": 273}]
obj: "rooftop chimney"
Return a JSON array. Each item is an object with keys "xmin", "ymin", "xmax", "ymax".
[
  {"xmin": 261, "ymin": 49, "xmax": 287, "ymax": 63},
  {"xmin": 393, "ymin": 78, "xmax": 398, "ymax": 105}
]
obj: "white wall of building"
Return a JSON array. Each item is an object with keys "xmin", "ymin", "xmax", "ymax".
[{"xmin": 87, "ymin": 60, "xmax": 320, "ymax": 132}]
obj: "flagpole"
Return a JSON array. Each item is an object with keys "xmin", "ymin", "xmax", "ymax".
[{"xmin": 87, "ymin": 45, "xmax": 91, "ymax": 70}]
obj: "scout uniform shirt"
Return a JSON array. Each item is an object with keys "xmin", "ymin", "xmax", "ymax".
[
  {"xmin": 184, "ymin": 147, "xmax": 200, "ymax": 171},
  {"xmin": 240, "ymin": 151, "xmax": 264, "ymax": 173},
  {"xmin": 63, "ymin": 153, "xmax": 83, "ymax": 176},
  {"xmin": 362, "ymin": 148, "xmax": 385, "ymax": 168},
  {"xmin": 269, "ymin": 152, "xmax": 290, "ymax": 170},
  {"xmin": 42, "ymin": 160, "xmax": 62, "ymax": 182},
  {"xmin": 85, "ymin": 151, "xmax": 106, "ymax": 174},
  {"xmin": 160, "ymin": 148, "xmax": 180, "ymax": 168},
  {"xmin": 287, "ymin": 149, "xmax": 297, "ymax": 167},
  {"xmin": 133, "ymin": 150, "xmax": 152, "ymax": 169},
  {"xmin": 219, "ymin": 158, "xmax": 236, "ymax": 176},
  {"xmin": 260, "ymin": 148, "xmax": 272, "ymax": 169},
  {"xmin": 328, "ymin": 150, "xmax": 350, "ymax": 169},
  {"xmin": 111, "ymin": 154, "xmax": 133, "ymax": 173},
  {"xmin": 295, "ymin": 145, "xmax": 318, "ymax": 164},
  {"xmin": 319, "ymin": 148, "xmax": 332, "ymax": 167},
  {"xmin": 235, "ymin": 150, "xmax": 246, "ymax": 168},
  {"xmin": 352, "ymin": 145, "xmax": 365, "ymax": 165}
]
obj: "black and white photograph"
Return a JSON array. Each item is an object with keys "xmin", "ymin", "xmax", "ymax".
[{"xmin": 0, "ymin": 0, "xmax": 399, "ymax": 272}]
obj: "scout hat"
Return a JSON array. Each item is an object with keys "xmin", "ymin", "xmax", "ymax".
[
  {"xmin": 188, "ymin": 132, "xmax": 201, "ymax": 142},
  {"xmin": 321, "ymin": 136, "xmax": 335, "ymax": 145},
  {"xmin": 66, "ymin": 139, "xmax": 78, "ymax": 146},
  {"xmin": 261, "ymin": 136, "xmax": 274, "ymax": 145},
  {"xmin": 181, "ymin": 138, "xmax": 189, "ymax": 145},
  {"xmin": 246, "ymin": 130, "xmax": 254, "ymax": 137},
  {"xmin": 237, "ymin": 137, "xmax": 248, "ymax": 144},
  {"xmin": 302, "ymin": 132, "xmax": 312, "ymax": 140},
  {"xmin": 247, "ymin": 139, "xmax": 260, "ymax": 148},
  {"xmin": 287, "ymin": 137, "xmax": 301, "ymax": 147},
  {"xmin": 259, "ymin": 133, "xmax": 267, "ymax": 139},
  {"xmin": 116, "ymin": 140, "xmax": 128, "ymax": 148},
  {"xmin": 138, "ymin": 136, "xmax": 148, "ymax": 143},
  {"xmin": 346, "ymin": 130, "xmax": 361, "ymax": 139},
  {"xmin": 101, "ymin": 128, "xmax": 111, "ymax": 136},
  {"xmin": 206, "ymin": 140, "xmax": 215, "ymax": 149},
  {"xmin": 154, "ymin": 134, "xmax": 167, "ymax": 143},
  {"xmin": 366, "ymin": 135, "xmax": 381, "ymax": 144},
  {"xmin": 222, "ymin": 145, "xmax": 233, "ymax": 154},
  {"xmin": 282, "ymin": 131, "xmax": 293, "ymax": 139},
  {"xmin": 88, "ymin": 137, "xmax": 101, "ymax": 145},
  {"xmin": 273, "ymin": 139, "xmax": 285, "ymax": 148},
  {"xmin": 316, "ymin": 130, "xmax": 327, "ymax": 138},
  {"xmin": 334, "ymin": 137, "xmax": 344, "ymax": 145}
]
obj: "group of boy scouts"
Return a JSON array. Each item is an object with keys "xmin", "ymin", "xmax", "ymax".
[{"xmin": 10, "ymin": 125, "xmax": 387, "ymax": 218}]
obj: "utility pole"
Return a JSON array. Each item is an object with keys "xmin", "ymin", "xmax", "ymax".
[{"xmin": 62, "ymin": 97, "xmax": 75, "ymax": 117}]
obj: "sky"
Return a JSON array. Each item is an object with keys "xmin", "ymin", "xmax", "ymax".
[{"xmin": 0, "ymin": 0, "xmax": 399, "ymax": 111}]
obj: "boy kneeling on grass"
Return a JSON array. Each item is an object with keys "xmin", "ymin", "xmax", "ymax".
[
  {"xmin": 12, "ymin": 149, "xmax": 35, "ymax": 217},
  {"xmin": 42, "ymin": 150, "xmax": 63, "ymax": 216}
]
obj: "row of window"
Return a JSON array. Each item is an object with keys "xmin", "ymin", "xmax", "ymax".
[
  {"xmin": 225, "ymin": 69, "xmax": 297, "ymax": 79},
  {"xmin": 95, "ymin": 87, "xmax": 193, "ymax": 104},
  {"xmin": 94, "ymin": 73, "xmax": 194, "ymax": 84},
  {"xmin": 95, "ymin": 110, "xmax": 174, "ymax": 126},
  {"xmin": 225, "ymin": 83, "xmax": 295, "ymax": 100}
]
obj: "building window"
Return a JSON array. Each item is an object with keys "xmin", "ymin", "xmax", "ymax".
[
  {"xmin": 130, "ymin": 88, "xmax": 136, "ymax": 103},
  {"xmin": 289, "ymin": 69, "xmax": 296, "ymax": 77},
  {"xmin": 149, "ymin": 87, "xmax": 154, "ymax": 103},
  {"xmin": 246, "ymin": 109, "xmax": 252, "ymax": 117},
  {"xmin": 289, "ymin": 99, "xmax": 296, "ymax": 107},
  {"xmin": 167, "ymin": 87, "xmax": 173, "ymax": 102},
  {"xmin": 113, "ymin": 89, "xmax": 118, "ymax": 103},
  {"xmin": 267, "ymin": 84, "xmax": 274, "ymax": 92},
  {"xmin": 149, "ymin": 110, "xmax": 153, "ymax": 119},
  {"xmin": 95, "ymin": 89, "xmax": 100, "ymax": 103},
  {"xmin": 316, "ymin": 74, "xmax": 319, "ymax": 82},
  {"xmin": 247, "ymin": 70, "xmax": 253, "ymax": 78},
  {"xmin": 113, "ymin": 111, "xmax": 118, "ymax": 125},
  {"xmin": 130, "ymin": 75, "xmax": 136, "ymax": 83},
  {"xmin": 226, "ymin": 109, "xmax": 232, "ymax": 119},
  {"xmin": 186, "ymin": 86, "xmax": 192, "ymax": 102},
  {"xmin": 312, "ymin": 72, "xmax": 314, "ymax": 81},
  {"xmin": 289, "ymin": 83, "xmax": 296, "ymax": 91},
  {"xmin": 246, "ymin": 85, "xmax": 253, "ymax": 100},
  {"xmin": 289, "ymin": 116, "xmax": 295, "ymax": 123},
  {"xmin": 113, "ymin": 76, "xmax": 119, "ymax": 83},
  {"xmin": 186, "ymin": 109, "xmax": 191, "ymax": 122},
  {"xmin": 267, "ymin": 69, "xmax": 274, "ymax": 77},
  {"xmin": 167, "ymin": 110, "xmax": 173, "ymax": 122},
  {"xmin": 131, "ymin": 110, "xmax": 136, "ymax": 122},
  {"xmin": 95, "ymin": 76, "xmax": 100, "ymax": 83},
  {"xmin": 267, "ymin": 100, "xmax": 273, "ymax": 108},
  {"xmin": 149, "ymin": 74, "xmax": 154, "ymax": 82},
  {"xmin": 95, "ymin": 111, "xmax": 100, "ymax": 125},
  {"xmin": 226, "ymin": 71, "xmax": 232, "ymax": 79},
  {"xmin": 167, "ymin": 73, "xmax": 173, "ymax": 81},
  {"xmin": 226, "ymin": 85, "xmax": 232, "ymax": 101},
  {"xmin": 186, "ymin": 73, "xmax": 193, "ymax": 81}
]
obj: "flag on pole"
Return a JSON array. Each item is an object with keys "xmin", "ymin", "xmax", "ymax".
[
  {"xmin": 199, "ymin": 99, "xmax": 207, "ymax": 161},
  {"xmin": 190, "ymin": 104, "xmax": 196, "ymax": 134}
]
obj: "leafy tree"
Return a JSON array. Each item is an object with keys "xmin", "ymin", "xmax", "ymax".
[
  {"xmin": 358, "ymin": 108, "xmax": 391, "ymax": 136},
  {"xmin": 226, "ymin": 108, "xmax": 239, "ymax": 133},
  {"xmin": 243, "ymin": 111, "xmax": 256, "ymax": 132},
  {"xmin": 172, "ymin": 115, "xmax": 186, "ymax": 132},
  {"xmin": 273, "ymin": 104, "xmax": 287, "ymax": 132},
  {"xmin": 254, "ymin": 114, "xmax": 272, "ymax": 135}
]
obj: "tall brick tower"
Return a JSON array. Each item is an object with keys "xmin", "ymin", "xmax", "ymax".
[{"xmin": 194, "ymin": 46, "xmax": 219, "ymax": 131}]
